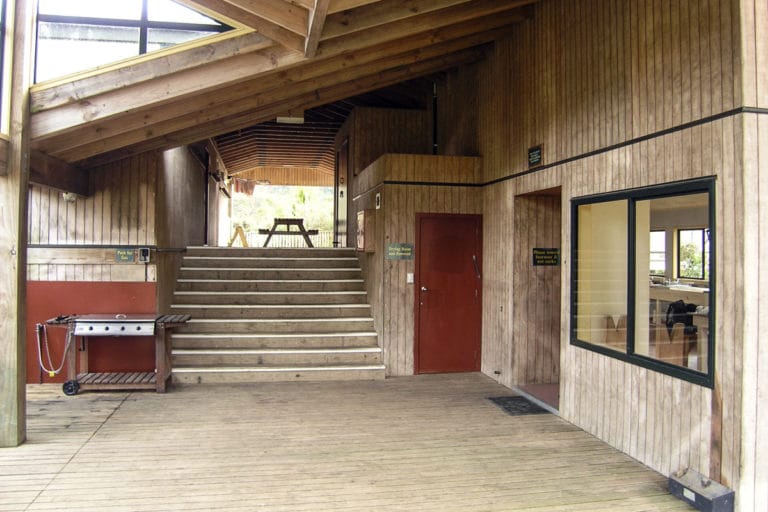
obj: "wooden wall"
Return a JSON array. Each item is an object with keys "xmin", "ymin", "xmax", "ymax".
[
  {"xmin": 234, "ymin": 166, "xmax": 334, "ymax": 187},
  {"xmin": 339, "ymin": 107, "xmax": 432, "ymax": 245},
  {"xmin": 737, "ymin": 3, "xmax": 768, "ymax": 509},
  {"xmin": 26, "ymin": 145, "xmax": 211, "ymax": 309},
  {"xmin": 509, "ymin": 192, "xmax": 561, "ymax": 386},
  {"xmin": 353, "ymin": 154, "xmax": 481, "ymax": 376},
  {"xmin": 27, "ymin": 152, "xmax": 158, "ymax": 281},
  {"xmin": 463, "ymin": 0, "xmax": 764, "ymax": 507}
]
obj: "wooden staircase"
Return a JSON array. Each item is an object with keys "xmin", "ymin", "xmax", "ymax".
[{"xmin": 170, "ymin": 246, "xmax": 385, "ymax": 384}]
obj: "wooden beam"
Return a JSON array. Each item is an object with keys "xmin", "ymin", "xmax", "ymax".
[
  {"xmin": 29, "ymin": 150, "xmax": 90, "ymax": 196},
  {"xmin": 34, "ymin": 8, "xmax": 524, "ymax": 161},
  {"xmin": 305, "ymin": 0, "xmax": 330, "ymax": 57},
  {"xmin": 328, "ymin": 0, "xmax": 378, "ymax": 14},
  {"xmin": 31, "ymin": 32, "xmax": 271, "ymax": 113},
  {"xmin": 322, "ymin": 0, "xmax": 533, "ymax": 40},
  {"xmin": 75, "ymin": 45, "xmax": 488, "ymax": 167},
  {"xmin": 180, "ymin": 0, "xmax": 305, "ymax": 51},
  {"xmin": 30, "ymin": 44, "xmax": 304, "ymax": 143},
  {"xmin": 1, "ymin": 0, "xmax": 35, "ymax": 448},
  {"xmin": 317, "ymin": 0, "xmax": 535, "ymax": 55},
  {"xmin": 31, "ymin": 0, "xmax": 529, "ymax": 146},
  {"xmin": 232, "ymin": 0, "xmax": 309, "ymax": 37},
  {"xmin": 56, "ymin": 27, "xmax": 498, "ymax": 162}
]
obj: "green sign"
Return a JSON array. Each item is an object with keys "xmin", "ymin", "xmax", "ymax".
[
  {"xmin": 115, "ymin": 249, "xmax": 135, "ymax": 263},
  {"xmin": 532, "ymin": 248, "xmax": 559, "ymax": 266},
  {"xmin": 386, "ymin": 243, "xmax": 414, "ymax": 260}
]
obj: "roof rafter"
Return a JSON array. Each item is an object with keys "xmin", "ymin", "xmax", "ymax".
[
  {"xmin": 76, "ymin": 45, "xmax": 488, "ymax": 168},
  {"xmin": 305, "ymin": 0, "xmax": 330, "ymax": 57}
]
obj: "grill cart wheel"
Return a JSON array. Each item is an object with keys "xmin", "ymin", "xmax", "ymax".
[{"xmin": 63, "ymin": 380, "xmax": 80, "ymax": 396}]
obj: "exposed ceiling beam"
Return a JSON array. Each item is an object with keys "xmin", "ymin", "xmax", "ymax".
[
  {"xmin": 180, "ymin": 0, "xmax": 305, "ymax": 51},
  {"xmin": 51, "ymin": 24, "xmax": 503, "ymax": 162},
  {"xmin": 305, "ymin": 0, "xmax": 330, "ymax": 57},
  {"xmin": 328, "ymin": 0, "xmax": 378, "ymax": 14},
  {"xmin": 33, "ymin": 6, "xmax": 526, "ymax": 161},
  {"xmin": 29, "ymin": 150, "xmax": 90, "ymax": 196},
  {"xmin": 31, "ymin": 0, "xmax": 530, "ymax": 145},
  {"xmin": 234, "ymin": 0, "xmax": 309, "ymax": 37},
  {"xmin": 322, "ymin": 0, "xmax": 518, "ymax": 40},
  {"xmin": 76, "ymin": 45, "xmax": 487, "ymax": 168},
  {"xmin": 31, "ymin": 43, "xmax": 304, "ymax": 142},
  {"xmin": 31, "ymin": 32, "xmax": 272, "ymax": 113},
  {"xmin": 316, "ymin": 0, "xmax": 535, "ymax": 57}
]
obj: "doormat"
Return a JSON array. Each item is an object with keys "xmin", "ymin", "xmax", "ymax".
[{"xmin": 487, "ymin": 396, "xmax": 549, "ymax": 416}]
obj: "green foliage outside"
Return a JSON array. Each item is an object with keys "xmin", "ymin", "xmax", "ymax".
[
  {"xmin": 679, "ymin": 242, "xmax": 705, "ymax": 279},
  {"xmin": 231, "ymin": 185, "xmax": 334, "ymax": 232}
]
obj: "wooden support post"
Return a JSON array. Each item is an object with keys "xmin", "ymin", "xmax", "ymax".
[{"xmin": 0, "ymin": 0, "xmax": 35, "ymax": 448}]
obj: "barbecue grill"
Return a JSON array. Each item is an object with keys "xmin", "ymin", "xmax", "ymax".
[{"xmin": 46, "ymin": 313, "xmax": 190, "ymax": 395}]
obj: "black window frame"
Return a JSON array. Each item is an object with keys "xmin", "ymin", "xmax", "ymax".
[
  {"xmin": 570, "ymin": 177, "xmax": 716, "ymax": 388},
  {"xmin": 35, "ymin": 0, "xmax": 231, "ymax": 83}
]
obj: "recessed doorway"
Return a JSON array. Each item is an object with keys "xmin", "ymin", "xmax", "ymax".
[{"xmin": 513, "ymin": 188, "xmax": 562, "ymax": 410}]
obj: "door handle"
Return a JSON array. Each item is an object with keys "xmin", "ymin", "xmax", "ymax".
[
  {"xmin": 472, "ymin": 255, "xmax": 481, "ymax": 279},
  {"xmin": 421, "ymin": 286, "xmax": 428, "ymax": 292}
]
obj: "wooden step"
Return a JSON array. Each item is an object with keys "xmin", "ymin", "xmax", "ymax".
[
  {"xmin": 174, "ymin": 317, "xmax": 376, "ymax": 334},
  {"xmin": 185, "ymin": 246, "xmax": 356, "ymax": 258},
  {"xmin": 172, "ymin": 290, "xmax": 368, "ymax": 305},
  {"xmin": 182, "ymin": 255, "xmax": 359, "ymax": 269},
  {"xmin": 172, "ymin": 364, "xmax": 386, "ymax": 384},
  {"xmin": 177, "ymin": 267, "xmax": 362, "ymax": 280},
  {"xmin": 172, "ymin": 347, "xmax": 382, "ymax": 366},
  {"xmin": 175, "ymin": 279, "xmax": 365, "ymax": 292},
  {"xmin": 171, "ymin": 246, "xmax": 383, "ymax": 384},
  {"xmin": 169, "ymin": 303, "xmax": 371, "ymax": 319},
  {"xmin": 171, "ymin": 332, "xmax": 379, "ymax": 349}
]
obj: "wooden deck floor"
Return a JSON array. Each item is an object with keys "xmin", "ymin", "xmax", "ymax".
[{"xmin": 1, "ymin": 373, "xmax": 693, "ymax": 511}]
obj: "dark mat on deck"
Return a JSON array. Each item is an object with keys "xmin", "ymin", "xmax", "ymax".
[{"xmin": 487, "ymin": 395, "xmax": 549, "ymax": 416}]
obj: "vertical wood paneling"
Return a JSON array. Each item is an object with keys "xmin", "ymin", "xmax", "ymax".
[
  {"xmin": 469, "ymin": 0, "xmax": 751, "ymax": 499},
  {"xmin": 27, "ymin": 153, "xmax": 159, "ymax": 281},
  {"xmin": 353, "ymin": 154, "xmax": 481, "ymax": 376}
]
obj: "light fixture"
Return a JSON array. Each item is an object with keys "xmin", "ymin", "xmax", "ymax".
[{"xmin": 276, "ymin": 110, "xmax": 304, "ymax": 124}]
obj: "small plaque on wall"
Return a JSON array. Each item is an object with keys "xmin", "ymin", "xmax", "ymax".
[
  {"xmin": 532, "ymin": 248, "xmax": 559, "ymax": 266},
  {"xmin": 115, "ymin": 249, "xmax": 135, "ymax": 263},
  {"xmin": 528, "ymin": 145, "xmax": 543, "ymax": 167},
  {"xmin": 386, "ymin": 243, "xmax": 414, "ymax": 260}
]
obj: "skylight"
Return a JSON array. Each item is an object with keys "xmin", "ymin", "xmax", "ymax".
[{"xmin": 35, "ymin": 0, "xmax": 231, "ymax": 83}]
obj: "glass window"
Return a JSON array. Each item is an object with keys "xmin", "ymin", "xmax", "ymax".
[
  {"xmin": 573, "ymin": 199, "xmax": 628, "ymax": 352},
  {"xmin": 678, "ymin": 228, "xmax": 709, "ymax": 280},
  {"xmin": 35, "ymin": 0, "xmax": 231, "ymax": 82},
  {"xmin": 571, "ymin": 179, "xmax": 715, "ymax": 387},
  {"xmin": 148, "ymin": 0, "xmax": 220, "ymax": 24},
  {"xmin": 36, "ymin": 23, "xmax": 140, "ymax": 82},
  {"xmin": 39, "ymin": 0, "xmax": 142, "ymax": 20},
  {"xmin": 649, "ymin": 230, "xmax": 666, "ymax": 277}
]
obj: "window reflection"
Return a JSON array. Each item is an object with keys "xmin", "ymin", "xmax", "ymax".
[
  {"xmin": 635, "ymin": 193, "xmax": 710, "ymax": 372},
  {"xmin": 574, "ymin": 200, "xmax": 628, "ymax": 351},
  {"xmin": 571, "ymin": 181, "xmax": 714, "ymax": 386}
]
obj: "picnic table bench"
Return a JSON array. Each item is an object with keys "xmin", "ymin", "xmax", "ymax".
[{"xmin": 258, "ymin": 218, "xmax": 318, "ymax": 247}]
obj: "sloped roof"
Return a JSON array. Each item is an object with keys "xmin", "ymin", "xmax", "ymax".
[{"xmin": 28, "ymin": 0, "xmax": 536, "ymax": 188}]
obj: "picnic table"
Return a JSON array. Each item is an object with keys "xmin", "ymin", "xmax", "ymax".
[{"xmin": 258, "ymin": 218, "xmax": 318, "ymax": 247}]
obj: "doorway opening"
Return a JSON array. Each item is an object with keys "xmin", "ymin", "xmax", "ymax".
[{"xmin": 513, "ymin": 187, "xmax": 562, "ymax": 410}]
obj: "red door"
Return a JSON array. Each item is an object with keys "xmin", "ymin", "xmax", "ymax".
[{"xmin": 415, "ymin": 214, "xmax": 482, "ymax": 373}]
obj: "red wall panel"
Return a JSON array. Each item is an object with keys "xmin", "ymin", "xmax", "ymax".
[{"xmin": 26, "ymin": 282, "xmax": 157, "ymax": 384}]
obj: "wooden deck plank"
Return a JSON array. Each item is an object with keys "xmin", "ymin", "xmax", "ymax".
[{"xmin": 0, "ymin": 374, "xmax": 692, "ymax": 511}]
